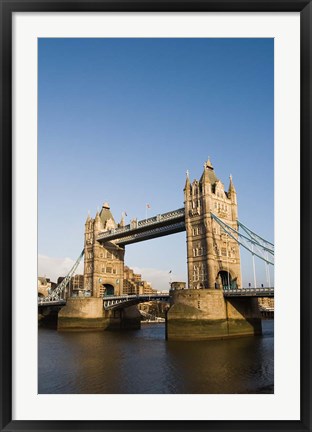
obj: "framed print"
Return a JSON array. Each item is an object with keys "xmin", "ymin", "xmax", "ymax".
[{"xmin": 1, "ymin": 1, "xmax": 311, "ymax": 431}]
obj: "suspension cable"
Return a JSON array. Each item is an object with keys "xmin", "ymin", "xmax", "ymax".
[
  {"xmin": 237, "ymin": 220, "xmax": 274, "ymax": 247},
  {"xmin": 41, "ymin": 249, "xmax": 85, "ymax": 301},
  {"xmin": 211, "ymin": 213, "xmax": 274, "ymax": 266}
]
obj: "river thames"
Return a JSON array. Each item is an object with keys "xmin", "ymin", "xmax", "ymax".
[{"xmin": 38, "ymin": 320, "xmax": 273, "ymax": 394}]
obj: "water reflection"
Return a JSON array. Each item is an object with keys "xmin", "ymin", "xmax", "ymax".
[{"xmin": 38, "ymin": 321, "xmax": 273, "ymax": 394}]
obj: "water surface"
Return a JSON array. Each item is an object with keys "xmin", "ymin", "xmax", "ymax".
[{"xmin": 38, "ymin": 320, "xmax": 274, "ymax": 394}]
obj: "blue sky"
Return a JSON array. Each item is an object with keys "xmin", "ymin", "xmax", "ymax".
[{"xmin": 38, "ymin": 38, "xmax": 274, "ymax": 290}]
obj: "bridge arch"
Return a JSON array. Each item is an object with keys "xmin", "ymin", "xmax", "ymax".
[
  {"xmin": 102, "ymin": 283, "xmax": 115, "ymax": 296},
  {"xmin": 216, "ymin": 270, "xmax": 237, "ymax": 290}
]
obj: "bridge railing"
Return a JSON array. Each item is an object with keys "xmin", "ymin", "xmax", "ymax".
[
  {"xmin": 223, "ymin": 287, "xmax": 274, "ymax": 296},
  {"xmin": 103, "ymin": 293, "xmax": 170, "ymax": 301}
]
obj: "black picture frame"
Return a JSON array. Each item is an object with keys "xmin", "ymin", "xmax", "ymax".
[{"xmin": 1, "ymin": 1, "xmax": 311, "ymax": 431}]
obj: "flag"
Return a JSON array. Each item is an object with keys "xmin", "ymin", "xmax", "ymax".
[
  {"xmin": 124, "ymin": 211, "xmax": 127, "ymax": 216},
  {"xmin": 169, "ymin": 270, "xmax": 172, "ymax": 274},
  {"xmin": 146, "ymin": 204, "xmax": 151, "ymax": 209}
]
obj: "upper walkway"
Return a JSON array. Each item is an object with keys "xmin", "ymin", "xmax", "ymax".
[{"xmin": 96, "ymin": 208, "xmax": 185, "ymax": 245}]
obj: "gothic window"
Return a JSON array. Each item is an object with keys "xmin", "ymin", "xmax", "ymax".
[
  {"xmin": 106, "ymin": 267, "xmax": 112, "ymax": 273},
  {"xmin": 193, "ymin": 226, "xmax": 199, "ymax": 236},
  {"xmin": 203, "ymin": 265, "xmax": 207, "ymax": 281},
  {"xmin": 193, "ymin": 266, "xmax": 199, "ymax": 282},
  {"xmin": 221, "ymin": 248, "xmax": 227, "ymax": 256},
  {"xmin": 200, "ymin": 266, "xmax": 204, "ymax": 281},
  {"xmin": 113, "ymin": 269, "xmax": 117, "ymax": 274}
]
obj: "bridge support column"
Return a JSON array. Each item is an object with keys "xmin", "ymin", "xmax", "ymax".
[
  {"xmin": 166, "ymin": 289, "xmax": 262, "ymax": 340},
  {"xmin": 58, "ymin": 298, "xmax": 108, "ymax": 330},
  {"xmin": 57, "ymin": 298, "xmax": 141, "ymax": 330}
]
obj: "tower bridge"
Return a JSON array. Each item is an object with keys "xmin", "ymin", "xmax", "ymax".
[{"xmin": 40, "ymin": 158, "xmax": 274, "ymax": 339}]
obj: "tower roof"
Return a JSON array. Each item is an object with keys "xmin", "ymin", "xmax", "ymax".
[
  {"xmin": 99, "ymin": 202, "xmax": 116, "ymax": 225},
  {"xmin": 200, "ymin": 158, "xmax": 218, "ymax": 184}
]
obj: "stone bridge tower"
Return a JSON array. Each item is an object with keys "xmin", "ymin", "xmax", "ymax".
[
  {"xmin": 184, "ymin": 159, "xmax": 242, "ymax": 290},
  {"xmin": 84, "ymin": 203, "xmax": 125, "ymax": 298}
]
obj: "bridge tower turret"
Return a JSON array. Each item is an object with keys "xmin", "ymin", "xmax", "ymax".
[
  {"xmin": 83, "ymin": 203, "xmax": 125, "ymax": 298},
  {"xmin": 84, "ymin": 214, "xmax": 94, "ymax": 294},
  {"xmin": 184, "ymin": 159, "xmax": 242, "ymax": 290}
]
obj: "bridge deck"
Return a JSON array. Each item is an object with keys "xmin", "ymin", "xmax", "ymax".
[
  {"xmin": 223, "ymin": 288, "xmax": 274, "ymax": 297},
  {"xmin": 38, "ymin": 300, "xmax": 66, "ymax": 307},
  {"xmin": 103, "ymin": 294, "xmax": 170, "ymax": 309},
  {"xmin": 38, "ymin": 288, "xmax": 274, "ymax": 308}
]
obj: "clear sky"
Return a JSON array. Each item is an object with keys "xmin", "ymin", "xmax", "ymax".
[{"xmin": 38, "ymin": 38, "xmax": 274, "ymax": 290}]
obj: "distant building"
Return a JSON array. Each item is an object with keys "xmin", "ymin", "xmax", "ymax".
[
  {"xmin": 68, "ymin": 274, "xmax": 85, "ymax": 298},
  {"xmin": 37, "ymin": 277, "xmax": 56, "ymax": 298},
  {"xmin": 258, "ymin": 297, "xmax": 274, "ymax": 310},
  {"xmin": 46, "ymin": 266, "xmax": 156, "ymax": 299},
  {"xmin": 123, "ymin": 266, "xmax": 157, "ymax": 296}
]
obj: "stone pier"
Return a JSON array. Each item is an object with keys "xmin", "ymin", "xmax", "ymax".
[
  {"xmin": 166, "ymin": 289, "xmax": 262, "ymax": 340},
  {"xmin": 57, "ymin": 298, "xmax": 141, "ymax": 330}
]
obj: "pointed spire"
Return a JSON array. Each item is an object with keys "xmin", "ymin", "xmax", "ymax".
[
  {"xmin": 206, "ymin": 157, "xmax": 213, "ymax": 169},
  {"xmin": 119, "ymin": 212, "xmax": 125, "ymax": 228},
  {"xmin": 85, "ymin": 210, "xmax": 91, "ymax": 222},
  {"xmin": 229, "ymin": 174, "xmax": 235, "ymax": 190},
  {"xmin": 184, "ymin": 169, "xmax": 191, "ymax": 191},
  {"xmin": 228, "ymin": 174, "xmax": 236, "ymax": 198}
]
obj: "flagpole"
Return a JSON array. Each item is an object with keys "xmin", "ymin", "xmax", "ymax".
[{"xmin": 145, "ymin": 204, "xmax": 150, "ymax": 222}]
